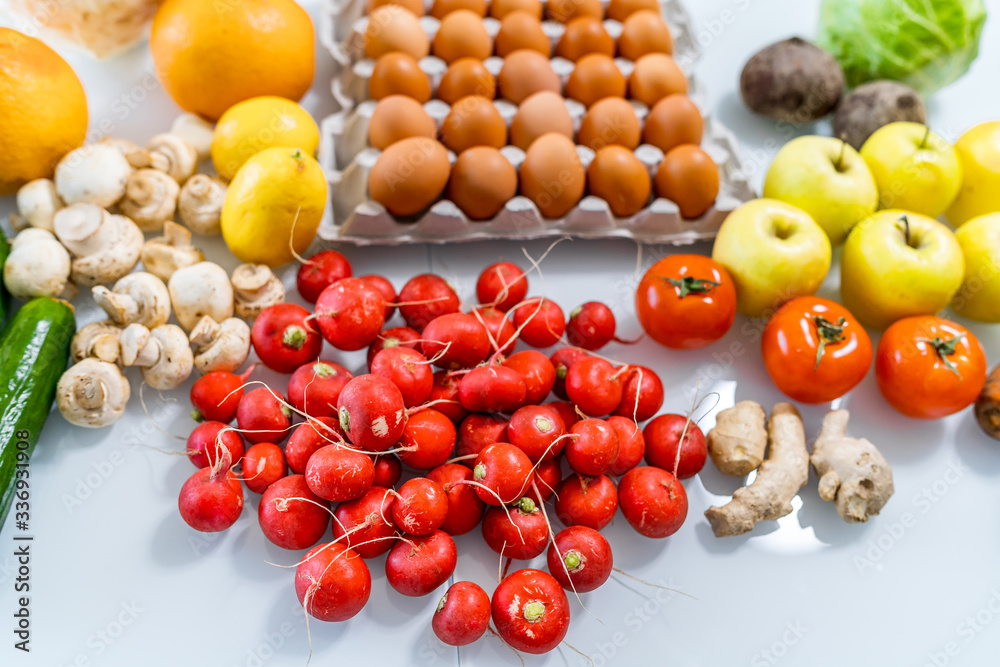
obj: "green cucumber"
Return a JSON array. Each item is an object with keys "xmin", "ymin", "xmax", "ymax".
[
  {"xmin": 0, "ymin": 297, "xmax": 75, "ymax": 528},
  {"xmin": 0, "ymin": 226, "xmax": 9, "ymax": 326}
]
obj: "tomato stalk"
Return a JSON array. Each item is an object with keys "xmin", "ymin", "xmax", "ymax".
[
  {"xmin": 919, "ymin": 333, "xmax": 966, "ymax": 377},
  {"xmin": 659, "ymin": 275, "xmax": 720, "ymax": 298},
  {"xmin": 813, "ymin": 315, "xmax": 847, "ymax": 370}
]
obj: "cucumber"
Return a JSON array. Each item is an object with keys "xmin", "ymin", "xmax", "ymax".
[
  {"xmin": 0, "ymin": 226, "xmax": 9, "ymax": 326},
  {"xmin": 0, "ymin": 297, "xmax": 75, "ymax": 528}
]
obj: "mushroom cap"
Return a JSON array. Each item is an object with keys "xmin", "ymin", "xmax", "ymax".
[
  {"xmin": 119, "ymin": 169, "xmax": 180, "ymax": 232},
  {"xmin": 15, "ymin": 179, "xmax": 62, "ymax": 232},
  {"xmin": 178, "ymin": 175, "xmax": 226, "ymax": 236},
  {"xmin": 191, "ymin": 317, "xmax": 251, "ymax": 374},
  {"xmin": 55, "ymin": 144, "xmax": 131, "ymax": 208},
  {"xmin": 57, "ymin": 359, "xmax": 131, "ymax": 428},
  {"xmin": 142, "ymin": 324, "xmax": 194, "ymax": 391},
  {"xmin": 3, "ymin": 232, "xmax": 71, "ymax": 299},
  {"xmin": 168, "ymin": 261, "xmax": 235, "ymax": 331},
  {"xmin": 71, "ymin": 320, "xmax": 123, "ymax": 364},
  {"xmin": 146, "ymin": 133, "xmax": 198, "ymax": 184},
  {"xmin": 171, "ymin": 113, "xmax": 214, "ymax": 161},
  {"xmin": 140, "ymin": 221, "xmax": 205, "ymax": 282},
  {"xmin": 93, "ymin": 271, "xmax": 171, "ymax": 329},
  {"xmin": 68, "ymin": 214, "xmax": 144, "ymax": 287},
  {"xmin": 232, "ymin": 263, "xmax": 285, "ymax": 320}
]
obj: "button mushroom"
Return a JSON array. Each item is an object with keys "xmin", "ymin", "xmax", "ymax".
[
  {"xmin": 70, "ymin": 320, "xmax": 123, "ymax": 364},
  {"xmin": 54, "ymin": 203, "xmax": 144, "ymax": 287},
  {"xmin": 55, "ymin": 143, "xmax": 131, "ymax": 208},
  {"xmin": 190, "ymin": 315, "xmax": 251, "ymax": 374},
  {"xmin": 2, "ymin": 228, "xmax": 73, "ymax": 299},
  {"xmin": 120, "ymin": 323, "xmax": 194, "ymax": 391},
  {"xmin": 10, "ymin": 179, "xmax": 62, "ymax": 232},
  {"xmin": 178, "ymin": 175, "xmax": 227, "ymax": 236},
  {"xmin": 232, "ymin": 263, "xmax": 285, "ymax": 320},
  {"xmin": 57, "ymin": 358, "xmax": 131, "ymax": 428},
  {"xmin": 140, "ymin": 221, "xmax": 205, "ymax": 282},
  {"xmin": 100, "ymin": 137, "xmax": 154, "ymax": 169},
  {"xmin": 119, "ymin": 169, "xmax": 180, "ymax": 232},
  {"xmin": 168, "ymin": 261, "xmax": 234, "ymax": 331},
  {"xmin": 92, "ymin": 272, "xmax": 171, "ymax": 329},
  {"xmin": 171, "ymin": 113, "xmax": 214, "ymax": 161},
  {"xmin": 146, "ymin": 133, "xmax": 198, "ymax": 184}
]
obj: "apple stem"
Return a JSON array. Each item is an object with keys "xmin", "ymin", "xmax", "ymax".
[
  {"xmin": 812, "ymin": 315, "xmax": 848, "ymax": 371},
  {"xmin": 919, "ymin": 125, "xmax": 931, "ymax": 149},
  {"xmin": 835, "ymin": 139, "xmax": 848, "ymax": 172},
  {"xmin": 918, "ymin": 334, "xmax": 966, "ymax": 377},
  {"xmin": 898, "ymin": 214, "xmax": 913, "ymax": 247}
]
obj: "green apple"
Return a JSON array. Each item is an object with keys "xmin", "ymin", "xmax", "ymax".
[
  {"xmin": 952, "ymin": 212, "xmax": 1000, "ymax": 322},
  {"xmin": 860, "ymin": 122, "xmax": 962, "ymax": 218},
  {"xmin": 763, "ymin": 136, "xmax": 879, "ymax": 245},
  {"xmin": 711, "ymin": 198, "xmax": 831, "ymax": 318},
  {"xmin": 947, "ymin": 121, "xmax": 1000, "ymax": 227},
  {"xmin": 841, "ymin": 209, "xmax": 964, "ymax": 330}
]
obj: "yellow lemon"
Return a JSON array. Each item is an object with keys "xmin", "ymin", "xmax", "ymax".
[
  {"xmin": 211, "ymin": 96, "xmax": 320, "ymax": 182},
  {"xmin": 221, "ymin": 147, "xmax": 328, "ymax": 267}
]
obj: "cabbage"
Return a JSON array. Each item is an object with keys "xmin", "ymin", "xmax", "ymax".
[{"xmin": 817, "ymin": 0, "xmax": 987, "ymax": 95}]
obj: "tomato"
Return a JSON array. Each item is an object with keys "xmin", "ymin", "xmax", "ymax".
[
  {"xmin": 635, "ymin": 254, "xmax": 736, "ymax": 349},
  {"xmin": 761, "ymin": 297, "xmax": 872, "ymax": 404},
  {"xmin": 875, "ymin": 316, "xmax": 987, "ymax": 419}
]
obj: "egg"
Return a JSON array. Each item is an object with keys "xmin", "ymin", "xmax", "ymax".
[
  {"xmin": 577, "ymin": 97, "xmax": 640, "ymax": 150},
  {"xmin": 437, "ymin": 58, "xmax": 496, "ymax": 103},
  {"xmin": 440, "ymin": 95, "xmax": 507, "ymax": 152},
  {"xmin": 432, "ymin": 10, "xmax": 493, "ymax": 63},
  {"xmin": 555, "ymin": 16, "xmax": 615, "ymax": 61},
  {"xmin": 369, "ymin": 137, "xmax": 452, "ymax": 216},
  {"xmin": 628, "ymin": 53, "xmax": 687, "ymax": 106},
  {"xmin": 643, "ymin": 94, "xmax": 703, "ymax": 153},
  {"xmin": 368, "ymin": 95, "xmax": 437, "ymax": 150},
  {"xmin": 520, "ymin": 133, "xmax": 585, "ymax": 218},
  {"xmin": 546, "ymin": 0, "xmax": 602, "ymax": 22},
  {"xmin": 587, "ymin": 145, "xmax": 651, "ymax": 217},
  {"xmin": 365, "ymin": 6, "xmax": 430, "ymax": 60},
  {"xmin": 605, "ymin": 0, "xmax": 658, "ymax": 22},
  {"xmin": 370, "ymin": 53, "xmax": 433, "ymax": 102},
  {"xmin": 654, "ymin": 145, "xmax": 719, "ymax": 219},
  {"xmin": 509, "ymin": 90, "xmax": 574, "ymax": 150},
  {"xmin": 498, "ymin": 50, "xmax": 561, "ymax": 104},
  {"xmin": 489, "ymin": 0, "xmax": 542, "ymax": 20},
  {"xmin": 447, "ymin": 146, "xmax": 518, "ymax": 219},
  {"xmin": 618, "ymin": 10, "xmax": 673, "ymax": 60},
  {"xmin": 564, "ymin": 54, "xmax": 626, "ymax": 106},
  {"xmin": 367, "ymin": 0, "xmax": 425, "ymax": 16},
  {"xmin": 429, "ymin": 0, "xmax": 486, "ymax": 18},
  {"xmin": 495, "ymin": 11, "xmax": 550, "ymax": 57}
]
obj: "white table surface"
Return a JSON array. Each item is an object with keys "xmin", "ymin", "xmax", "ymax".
[{"xmin": 3, "ymin": 1, "xmax": 1000, "ymax": 665}]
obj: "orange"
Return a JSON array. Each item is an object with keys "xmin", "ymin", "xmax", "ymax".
[
  {"xmin": 0, "ymin": 28, "xmax": 88, "ymax": 195},
  {"xmin": 150, "ymin": 0, "xmax": 315, "ymax": 122}
]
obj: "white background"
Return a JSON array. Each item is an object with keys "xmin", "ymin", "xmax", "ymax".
[{"xmin": 2, "ymin": 1, "xmax": 1000, "ymax": 666}]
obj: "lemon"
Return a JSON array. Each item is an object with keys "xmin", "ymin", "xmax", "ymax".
[
  {"xmin": 221, "ymin": 147, "xmax": 328, "ymax": 267},
  {"xmin": 211, "ymin": 96, "xmax": 320, "ymax": 181}
]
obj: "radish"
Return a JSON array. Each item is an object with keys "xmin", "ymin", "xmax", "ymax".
[
  {"xmin": 296, "ymin": 249, "xmax": 353, "ymax": 304},
  {"xmin": 178, "ymin": 454, "xmax": 244, "ymax": 532},
  {"xmin": 295, "ymin": 542, "xmax": 371, "ymax": 622},
  {"xmin": 456, "ymin": 413, "xmax": 508, "ymax": 465},
  {"xmin": 251, "ymin": 304, "xmax": 323, "ymax": 373},
  {"xmin": 189, "ymin": 366, "xmax": 253, "ymax": 423},
  {"xmin": 367, "ymin": 326, "xmax": 420, "ymax": 367},
  {"xmin": 550, "ymin": 347, "xmax": 590, "ymax": 400},
  {"xmin": 242, "ymin": 442, "xmax": 287, "ymax": 494},
  {"xmin": 285, "ymin": 417, "xmax": 342, "ymax": 474},
  {"xmin": 476, "ymin": 261, "xmax": 527, "ymax": 312},
  {"xmin": 565, "ymin": 357, "xmax": 623, "ymax": 417},
  {"xmin": 482, "ymin": 497, "xmax": 550, "ymax": 559},
  {"xmin": 427, "ymin": 464, "xmax": 485, "ymax": 536},
  {"xmin": 385, "ymin": 530, "xmax": 457, "ymax": 597},
  {"xmin": 305, "ymin": 444, "xmax": 375, "ymax": 502},
  {"xmin": 458, "ymin": 365, "xmax": 527, "ymax": 414},
  {"xmin": 546, "ymin": 400, "xmax": 581, "ymax": 430},
  {"xmin": 606, "ymin": 416, "xmax": 645, "ymax": 476},
  {"xmin": 369, "ymin": 347, "xmax": 434, "ymax": 408},
  {"xmin": 554, "ymin": 473, "xmax": 618, "ymax": 531},
  {"xmin": 258, "ymin": 474, "xmax": 330, "ymax": 550},
  {"xmin": 397, "ymin": 274, "xmax": 460, "ymax": 331},
  {"xmin": 359, "ymin": 274, "xmax": 397, "ymax": 321},
  {"xmin": 287, "ymin": 360, "xmax": 353, "ymax": 420},
  {"xmin": 618, "ymin": 466, "xmax": 688, "ymax": 538},
  {"xmin": 502, "ymin": 350, "xmax": 555, "ymax": 404},
  {"xmin": 473, "ymin": 306, "xmax": 519, "ymax": 354},
  {"xmin": 546, "ymin": 526, "xmax": 613, "ymax": 593},
  {"xmin": 611, "ymin": 365, "xmax": 664, "ymax": 422},
  {"xmin": 372, "ymin": 454, "xmax": 402, "ymax": 488},
  {"xmin": 236, "ymin": 387, "xmax": 292, "ymax": 444},
  {"xmin": 391, "ymin": 477, "xmax": 449, "ymax": 535},
  {"xmin": 186, "ymin": 421, "xmax": 245, "ymax": 469},
  {"xmin": 397, "ymin": 409, "xmax": 457, "ymax": 470},
  {"xmin": 433, "ymin": 581, "xmax": 491, "ymax": 646},
  {"xmin": 566, "ymin": 418, "xmax": 619, "ymax": 475},
  {"xmin": 566, "ymin": 302, "xmax": 616, "ymax": 351},
  {"xmin": 643, "ymin": 414, "xmax": 707, "ymax": 479},
  {"xmin": 429, "ymin": 371, "xmax": 468, "ymax": 424},
  {"xmin": 337, "ymin": 374, "xmax": 407, "ymax": 452},
  {"xmin": 511, "ymin": 298, "xmax": 566, "ymax": 348},
  {"xmin": 315, "ymin": 277, "xmax": 386, "ymax": 351},
  {"xmin": 473, "ymin": 443, "xmax": 534, "ymax": 505},
  {"xmin": 332, "ymin": 486, "xmax": 398, "ymax": 558},
  {"xmin": 492, "ymin": 569, "xmax": 570, "ymax": 654},
  {"xmin": 527, "ymin": 458, "xmax": 562, "ymax": 504},
  {"xmin": 507, "ymin": 404, "xmax": 566, "ymax": 462},
  {"xmin": 421, "ymin": 313, "xmax": 491, "ymax": 369}
]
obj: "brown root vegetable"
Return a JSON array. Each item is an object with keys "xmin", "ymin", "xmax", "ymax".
[
  {"xmin": 975, "ymin": 364, "xmax": 1000, "ymax": 440},
  {"xmin": 740, "ymin": 37, "xmax": 844, "ymax": 123},
  {"xmin": 834, "ymin": 80, "xmax": 926, "ymax": 150},
  {"xmin": 707, "ymin": 400, "xmax": 767, "ymax": 476}
]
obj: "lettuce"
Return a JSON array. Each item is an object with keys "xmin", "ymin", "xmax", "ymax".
[{"xmin": 817, "ymin": 0, "xmax": 987, "ymax": 95}]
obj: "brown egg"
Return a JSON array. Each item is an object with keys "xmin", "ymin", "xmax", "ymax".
[
  {"xmin": 605, "ymin": 0, "xmax": 658, "ymax": 22},
  {"xmin": 546, "ymin": 0, "xmax": 602, "ymax": 22},
  {"xmin": 368, "ymin": 95, "xmax": 437, "ymax": 149},
  {"xmin": 429, "ymin": 0, "xmax": 486, "ymax": 18},
  {"xmin": 369, "ymin": 137, "xmax": 452, "ymax": 216},
  {"xmin": 368, "ymin": 0, "xmax": 425, "ymax": 16},
  {"xmin": 577, "ymin": 97, "xmax": 640, "ymax": 150},
  {"xmin": 432, "ymin": 10, "xmax": 493, "ymax": 63},
  {"xmin": 654, "ymin": 145, "xmax": 720, "ymax": 219},
  {"xmin": 437, "ymin": 58, "xmax": 496, "ymax": 103},
  {"xmin": 628, "ymin": 53, "xmax": 687, "ymax": 106},
  {"xmin": 440, "ymin": 95, "xmax": 507, "ymax": 153},
  {"xmin": 555, "ymin": 16, "xmax": 615, "ymax": 61},
  {"xmin": 510, "ymin": 91, "xmax": 574, "ymax": 150},
  {"xmin": 618, "ymin": 11, "xmax": 673, "ymax": 60},
  {"xmin": 489, "ymin": 0, "xmax": 542, "ymax": 20},
  {"xmin": 448, "ymin": 146, "xmax": 518, "ymax": 219},
  {"xmin": 370, "ymin": 53, "xmax": 433, "ymax": 102},
  {"xmin": 587, "ymin": 145, "xmax": 651, "ymax": 217},
  {"xmin": 564, "ymin": 54, "xmax": 626, "ymax": 106},
  {"xmin": 495, "ymin": 11, "xmax": 550, "ymax": 57},
  {"xmin": 520, "ymin": 133, "xmax": 585, "ymax": 218},
  {"xmin": 643, "ymin": 94, "xmax": 703, "ymax": 153},
  {"xmin": 498, "ymin": 50, "xmax": 561, "ymax": 104},
  {"xmin": 365, "ymin": 6, "xmax": 431, "ymax": 60}
]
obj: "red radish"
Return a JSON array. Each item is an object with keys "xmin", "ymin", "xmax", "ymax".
[
  {"xmin": 369, "ymin": 346, "xmax": 434, "ymax": 408},
  {"xmin": 492, "ymin": 569, "xmax": 570, "ymax": 654},
  {"xmin": 315, "ymin": 277, "xmax": 386, "ymax": 351},
  {"xmin": 546, "ymin": 526, "xmax": 613, "ymax": 593},
  {"xmin": 507, "ymin": 404, "xmax": 566, "ymax": 462},
  {"xmin": 456, "ymin": 413, "xmax": 508, "ymax": 465},
  {"xmin": 385, "ymin": 530, "xmax": 457, "ymax": 597},
  {"xmin": 565, "ymin": 357, "xmax": 623, "ymax": 417},
  {"xmin": 566, "ymin": 302, "xmax": 616, "ymax": 351},
  {"xmin": 606, "ymin": 416, "xmax": 645, "ymax": 476},
  {"xmin": 359, "ymin": 274, "xmax": 397, "ymax": 321},
  {"xmin": 528, "ymin": 459, "xmax": 562, "ymax": 504},
  {"xmin": 285, "ymin": 416, "xmax": 342, "ymax": 474},
  {"xmin": 482, "ymin": 497, "xmax": 550, "ymax": 559},
  {"xmin": 619, "ymin": 466, "xmax": 688, "ymax": 538},
  {"xmin": 546, "ymin": 400, "xmax": 581, "ymax": 429},
  {"xmin": 429, "ymin": 371, "xmax": 468, "ymax": 423},
  {"xmin": 566, "ymin": 418, "xmax": 619, "ymax": 475},
  {"xmin": 398, "ymin": 409, "xmax": 457, "ymax": 470},
  {"xmin": 372, "ymin": 454, "xmax": 402, "ymax": 488},
  {"xmin": 397, "ymin": 274, "xmax": 460, "ymax": 331},
  {"xmin": 189, "ymin": 367, "xmax": 253, "ymax": 423},
  {"xmin": 427, "ymin": 464, "xmax": 485, "ymax": 536},
  {"xmin": 511, "ymin": 297, "xmax": 566, "ymax": 348},
  {"xmin": 295, "ymin": 542, "xmax": 371, "ymax": 622},
  {"xmin": 337, "ymin": 374, "xmax": 407, "ymax": 452},
  {"xmin": 332, "ymin": 486, "xmax": 398, "ymax": 558},
  {"xmin": 391, "ymin": 477, "xmax": 449, "ymax": 535},
  {"xmin": 476, "ymin": 261, "xmax": 527, "ymax": 312},
  {"xmin": 550, "ymin": 347, "xmax": 590, "ymax": 400},
  {"xmin": 186, "ymin": 421, "xmax": 244, "ymax": 469},
  {"xmin": 473, "ymin": 443, "xmax": 534, "ymax": 505},
  {"xmin": 250, "ymin": 304, "xmax": 323, "ymax": 373},
  {"xmin": 296, "ymin": 250, "xmax": 353, "ymax": 304},
  {"xmin": 458, "ymin": 365, "xmax": 527, "ymax": 413},
  {"xmin": 305, "ymin": 444, "xmax": 375, "ymax": 501},
  {"xmin": 554, "ymin": 473, "xmax": 618, "ymax": 531},
  {"xmin": 287, "ymin": 360, "xmax": 353, "ymax": 420},
  {"xmin": 643, "ymin": 414, "xmax": 707, "ymax": 479},
  {"xmin": 258, "ymin": 474, "xmax": 330, "ymax": 550},
  {"xmin": 242, "ymin": 443, "xmax": 287, "ymax": 494},
  {"xmin": 367, "ymin": 326, "xmax": 420, "ymax": 367},
  {"xmin": 236, "ymin": 387, "xmax": 292, "ymax": 444},
  {"xmin": 611, "ymin": 365, "xmax": 664, "ymax": 422},
  {"xmin": 433, "ymin": 581, "xmax": 491, "ymax": 646},
  {"xmin": 420, "ymin": 313, "xmax": 491, "ymax": 369},
  {"xmin": 178, "ymin": 457, "xmax": 244, "ymax": 532},
  {"xmin": 472, "ymin": 306, "xmax": 518, "ymax": 353},
  {"xmin": 503, "ymin": 350, "xmax": 556, "ymax": 404}
]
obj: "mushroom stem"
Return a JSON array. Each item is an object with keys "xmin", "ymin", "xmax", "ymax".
[{"xmin": 74, "ymin": 375, "xmax": 107, "ymax": 411}]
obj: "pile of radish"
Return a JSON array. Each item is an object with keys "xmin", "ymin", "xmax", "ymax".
[{"xmin": 177, "ymin": 250, "xmax": 706, "ymax": 656}]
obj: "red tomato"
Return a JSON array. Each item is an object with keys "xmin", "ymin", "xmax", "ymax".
[
  {"xmin": 875, "ymin": 316, "xmax": 987, "ymax": 419},
  {"xmin": 761, "ymin": 297, "xmax": 872, "ymax": 404},
  {"xmin": 635, "ymin": 254, "xmax": 736, "ymax": 349}
]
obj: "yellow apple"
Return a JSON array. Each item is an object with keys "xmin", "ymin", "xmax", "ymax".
[
  {"xmin": 947, "ymin": 121, "xmax": 1000, "ymax": 226},
  {"xmin": 952, "ymin": 212, "xmax": 1000, "ymax": 322}
]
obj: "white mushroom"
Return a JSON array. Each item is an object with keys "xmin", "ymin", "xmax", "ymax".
[
  {"xmin": 146, "ymin": 133, "xmax": 198, "ymax": 184},
  {"xmin": 119, "ymin": 323, "xmax": 194, "ymax": 390},
  {"xmin": 54, "ymin": 204, "xmax": 144, "ymax": 286},
  {"xmin": 92, "ymin": 272, "xmax": 171, "ymax": 329},
  {"xmin": 140, "ymin": 221, "xmax": 205, "ymax": 282},
  {"xmin": 171, "ymin": 113, "xmax": 214, "ymax": 161},
  {"xmin": 2, "ymin": 228, "xmax": 73, "ymax": 299},
  {"xmin": 57, "ymin": 359, "xmax": 131, "ymax": 428},
  {"xmin": 55, "ymin": 143, "xmax": 131, "ymax": 208},
  {"xmin": 178, "ymin": 175, "xmax": 227, "ymax": 236},
  {"xmin": 10, "ymin": 179, "xmax": 62, "ymax": 232},
  {"xmin": 190, "ymin": 316, "xmax": 252, "ymax": 374},
  {"xmin": 118, "ymin": 169, "xmax": 180, "ymax": 232},
  {"xmin": 232, "ymin": 263, "xmax": 285, "ymax": 320},
  {"xmin": 99, "ymin": 137, "xmax": 152, "ymax": 169},
  {"xmin": 168, "ymin": 261, "xmax": 234, "ymax": 331},
  {"xmin": 70, "ymin": 321, "xmax": 123, "ymax": 364}
]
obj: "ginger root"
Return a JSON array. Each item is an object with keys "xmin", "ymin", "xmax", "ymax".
[{"xmin": 708, "ymin": 400, "xmax": 767, "ymax": 476}]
